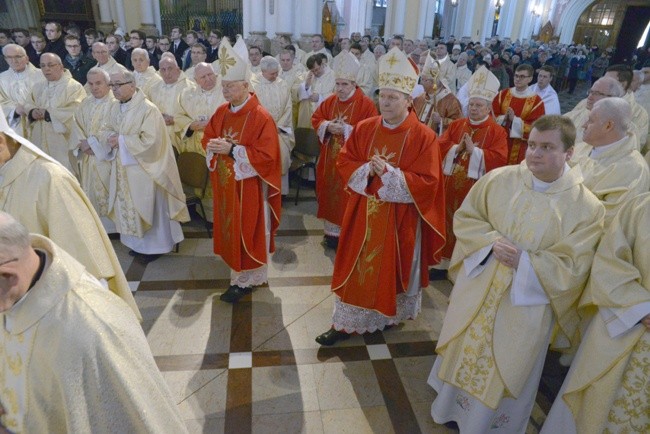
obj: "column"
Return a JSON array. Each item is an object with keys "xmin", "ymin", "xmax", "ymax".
[
  {"xmin": 247, "ymin": 0, "xmax": 270, "ymax": 54},
  {"xmin": 96, "ymin": 0, "xmax": 114, "ymax": 34},
  {"xmin": 384, "ymin": 0, "xmax": 393, "ymax": 37},
  {"xmin": 114, "ymin": 0, "xmax": 128, "ymax": 33},
  {"xmin": 365, "ymin": 0, "xmax": 374, "ymax": 36},
  {"xmin": 139, "ymin": 0, "xmax": 158, "ymax": 35},
  {"xmin": 416, "ymin": 0, "xmax": 429, "ymax": 39},
  {"xmin": 153, "ymin": 0, "xmax": 162, "ymax": 35},
  {"xmin": 297, "ymin": 0, "xmax": 320, "ymax": 51},
  {"xmin": 392, "ymin": 1, "xmax": 406, "ymax": 36}
]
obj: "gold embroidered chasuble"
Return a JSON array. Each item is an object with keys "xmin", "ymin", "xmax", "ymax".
[
  {"xmin": 23, "ymin": 70, "xmax": 86, "ymax": 172},
  {"xmin": 436, "ymin": 163, "xmax": 604, "ymax": 409},
  {"xmin": 0, "ymin": 235, "xmax": 186, "ymax": 433},
  {"xmin": 570, "ymin": 134, "xmax": 650, "ymax": 227},
  {"xmin": 71, "ymin": 93, "xmax": 115, "ymax": 218},
  {"xmin": 560, "ymin": 192, "xmax": 650, "ymax": 434},
  {"xmin": 0, "ymin": 63, "xmax": 45, "ymax": 137},
  {"xmin": 0, "ymin": 146, "xmax": 139, "ymax": 318},
  {"xmin": 100, "ymin": 90, "xmax": 189, "ymax": 237},
  {"xmin": 177, "ymin": 84, "xmax": 226, "ymax": 154}
]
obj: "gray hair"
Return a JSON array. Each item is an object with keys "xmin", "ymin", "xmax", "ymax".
[
  {"xmin": 374, "ymin": 45, "xmax": 386, "ymax": 55},
  {"xmin": 86, "ymin": 66, "xmax": 110, "ymax": 82},
  {"xmin": 2, "ymin": 43, "xmax": 26, "ymax": 57},
  {"xmin": 0, "ymin": 211, "xmax": 30, "ymax": 258},
  {"xmin": 260, "ymin": 56, "xmax": 279, "ymax": 71},
  {"xmin": 131, "ymin": 47, "xmax": 148, "ymax": 57},
  {"xmin": 593, "ymin": 97, "xmax": 632, "ymax": 135},
  {"xmin": 458, "ymin": 52, "xmax": 468, "ymax": 61},
  {"xmin": 111, "ymin": 69, "xmax": 135, "ymax": 83},
  {"xmin": 594, "ymin": 77, "xmax": 625, "ymax": 98}
]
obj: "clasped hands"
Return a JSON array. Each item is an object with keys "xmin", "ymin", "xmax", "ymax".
[
  {"xmin": 456, "ymin": 132, "xmax": 476, "ymax": 154},
  {"xmin": 492, "ymin": 237, "xmax": 521, "ymax": 269},
  {"xmin": 326, "ymin": 120, "xmax": 345, "ymax": 136},
  {"xmin": 368, "ymin": 155, "xmax": 387, "ymax": 177},
  {"xmin": 29, "ymin": 108, "xmax": 46, "ymax": 120},
  {"xmin": 206, "ymin": 137, "xmax": 235, "ymax": 155},
  {"xmin": 78, "ymin": 139, "xmax": 94, "ymax": 156}
]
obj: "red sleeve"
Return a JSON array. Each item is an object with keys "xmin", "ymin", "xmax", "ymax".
[{"xmin": 483, "ymin": 124, "xmax": 508, "ymax": 172}]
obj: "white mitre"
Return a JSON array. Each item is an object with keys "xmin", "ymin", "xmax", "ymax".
[
  {"xmin": 334, "ymin": 51, "xmax": 360, "ymax": 82},
  {"xmin": 467, "ymin": 65, "xmax": 500, "ymax": 101},
  {"xmin": 377, "ymin": 47, "xmax": 418, "ymax": 95}
]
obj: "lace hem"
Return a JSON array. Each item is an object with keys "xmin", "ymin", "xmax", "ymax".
[
  {"xmin": 323, "ymin": 220, "xmax": 341, "ymax": 236},
  {"xmin": 377, "ymin": 165, "xmax": 413, "ymax": 203},
  {"xmin": 331, "ymin": 292, "xmax": 422, "ymax": 334},
  {"xmin": 348, "ymin": 163, "xmax": 371, "ymax": 195},
  {"xmin": 233, "ymin": 145, "xmax": 259, "ymax": 180},
  {"xmin": 230, "ymin": 265, "xmax": 268, "ymax": 287}
]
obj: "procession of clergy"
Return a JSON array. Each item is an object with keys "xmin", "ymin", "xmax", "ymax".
[{"xmin": 1, "ymin": 21, "xmax": 649, "ymax": 433}]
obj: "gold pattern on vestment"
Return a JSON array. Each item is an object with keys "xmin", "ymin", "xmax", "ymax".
[
  {"xmin": 219, "ymin": 46, "xmax": 236, "ymax": 76},
  {"xmin": 114, "ymin": 159, "xmax": 143, "ymax": 237},
  {"xmin": 604, "ymin": 332, "xmax": 650, "ymax": 433}
]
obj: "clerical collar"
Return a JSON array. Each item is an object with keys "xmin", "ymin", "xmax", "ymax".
[
  {"xmin": 469, "ymin": 115, "xmax": 489, "ymax": 125},
  {"xmin": 382, "ymin": 115, "xmax": 407, "ymax": 129},
  {"xmin": 531, "ymin": 163, "xmax": 570, "ymax": 192},
  {"xmin": 28, "ymin": 249, "xmax": 47, "ymax": 290},
  {"xmin": 511, "ymin": 87, "xmax": 535, "ymax": 98},
  {"xmin": 230, "ymin": 95, "xmax": 250, "ymax": 113},
  {"xmin": 120, "ymin": 97, "xmax": 132, "ymax": 105},
  {"xmin": 589, "ymin": 135, "xmax": 627, "ymax": 158},
  {"xmin": 438, "ymin": 54, "xmax": 449, "ymax": 63}
]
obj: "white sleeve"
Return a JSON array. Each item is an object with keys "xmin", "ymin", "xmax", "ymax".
[
  {"xmin": 317, "ymin": 121, "xmax": 330, "ymax": 142},
  {"xmin": 118, "ymin": 135, "xmax": 138, "ymax": 166},
  {"xmin": 510, "ymin": 116, "xmax": 524, "ymax": 139},
  {"xmin": 342, "ymin": 123, "xmax": 353, "ymax": 141},
  {"xmin": 600, "ymin": 302, "xmax": 650, "ymax": 338},
  {"xmin": 510, "ymin": 251, "xmax": 549, "ymax": 306},
  {"xmin": 232, "ymin": 145, "xmax": 259, "ymax": 180},
  {"xmin": 464, "ymin": 243, "xmax": 494, "ymax": 278},
  {"xmin": 466, "ymin": 147, "xmax": 485, "ymax": 180},
  {"xmin": 377, "ymin": 164, "xmax": 414, "ymax": 203},
  {"xmin": 298, "ymin": 82, "xmax": 311, "ymax": 100},
  {"xmin": 442, "ymin": 145, "xmax": 459, "ymax": 176},
  {"xmin": 348, "ymin": 162, "xmax": 371, "ymax": 196}
]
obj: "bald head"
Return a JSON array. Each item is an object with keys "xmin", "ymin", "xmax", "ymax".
[
  {"xmin": 586, "ymin": 77, "xmax": 624, "ymax": 110},
  {"xmin": 159, "ymin": 56, "xmax": 181, "ymax": 84},
  {"xmin": 91, "ymin": 42, "xmax": 110, "ymax": 65},
  {"xmin": 194, "ymin": 62, "xmax": 217, "ymax": 91},
  {"xmin": 39, "ymin": 53, "xmax": 64, "ymax": 81},
  {"xmin": 583, "ymin": 97, "xmax": 631, "ymax": 147}
]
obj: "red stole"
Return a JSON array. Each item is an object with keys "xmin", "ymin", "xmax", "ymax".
[
  {"xmin": 202, "ymin": 94, "xmax": 281, "ymax": 271},
  {"xmin": 312, "ymin": 88, "xmax": 378, "ymax": 226},
  {"xmin": 332, "ymin": 112, "xmax": 446, "ymax": 316}
]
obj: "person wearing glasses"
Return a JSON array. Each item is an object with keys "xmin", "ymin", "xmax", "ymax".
[
  {"xmin": 62, "ymin": 34, "xmax": 96, "ymax": 85},
  {"xmin": 492, "ymin": 63, "xmax": 545, "ymax": 165},
  {"xmin": 23, "ymin": 53, "xmax": 85, "ymax": 174},
  {"xmin": 564, "ymin": 76, "xmax": 624, "ymax": 143},
  {"xmin": 97, "ymin": 70, "xmax": 189, "ymax": 261}
]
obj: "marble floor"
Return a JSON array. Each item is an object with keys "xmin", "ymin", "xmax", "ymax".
[{"xmin": 112, "ymin": 186, "xmax": 566, "ymax": 434}]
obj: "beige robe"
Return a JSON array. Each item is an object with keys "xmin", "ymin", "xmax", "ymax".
[
  {"xmin": 356, "ymin": 62, "xmax": 377, "ymax": 98},
  {"xmin": 437, "ymin": 55, "xmax": 457, "ymax": 94},
  {"xmin": 23, "ymin": 70, "xmax": 86, "ymax": 172},
  {"xmin": 0, "ymin": 235, "xmax": 186, "ymax": 434},
  {"xmin": 544, "ymin": 192, "xmax": 650, "ymax": 434},
  {"xmin": 251, "ymin": 74, "xmax": 294, "ymax": 173},
  {"xmin": 571, "ymin": 134, "xmax": 650, "ymax": 227},
  {"xmin": 148, "ymin": 72, "xmax": 195, "ymax": 151},
  {"xmin": 0, "ymin": 63, "xmax": 45, "ymax": 137},
  {"xmin": 625, "ymin": 91, "xmax": 649, "ymax": 150},
  {"xmin": 71, "ymin": 93, "xmax": 116, "ymax": 222},
  {"xmin": 101, "ymin": 89, "xmax": 189, "ymax": 238},
  {"xmin": 97, "ymin": 56, "xmax": 128, "ymax": 76},
  {"xmin": 134, "ymin": 65, "xmax": 162, "ymax": 99},
  {"xmin": 279, "ymin": 65, "xmax": 307, "ymax": 127},
  {"xmin": 435, "ymin": 163, "xmax": 604, "ymax": 409},
  {"xmin": 0, "ymin": 145, "xmax": 139, "ymax": 318}
]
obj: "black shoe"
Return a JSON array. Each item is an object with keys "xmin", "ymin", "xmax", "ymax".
[
  {"xmin": 315, "ymin": 328, "xmax": 350, "ymax": 346},
  {"xmin": 324, "ymin": 235, "xmax": 339, "ymax": 250},
  {"xmin": 444, "ymin": 421, "xmax": 459, "ymax": 430},
  {"xmin": 135, "ymin": 253, "xmax": 162, "ymax": 263},
  {"xmin": 429, "ymin": 268, "xmax": 448, "ymax": 281},
  {"xmin": 219, "ymin": 285, "xmax": 252, "ymax": 303}
]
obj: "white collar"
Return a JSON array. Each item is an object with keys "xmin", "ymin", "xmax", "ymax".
[{"xmin": 589, "ymin": 135, "xmax": 627, "ymax": 158}]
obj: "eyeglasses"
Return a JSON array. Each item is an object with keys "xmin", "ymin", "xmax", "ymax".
[
  {"xmin": 0, "ymin": 257, "xmax": 18, "ymax": 267},
  {"xmin": 587, "ymin": 90, "xmax": 612, "ymax": 98},
  {"xmin": 5, "ymin": 55, "xmax": 25, "ymax": 60},
  {"xmin": 109, "ymin": 81, "xmax": 133, "ymax": 88},
  {"xmin": 514, "ymin": 74, "xmax": 531, "ymax": 79},
  {"xmin": 65, "ymin": 45, "xmax": 81, "ymax": 49}
]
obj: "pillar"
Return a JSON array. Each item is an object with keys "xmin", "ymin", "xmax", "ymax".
[{"xmin": 139, "ymin": 0, "xmax": 158, "ymax": 35}]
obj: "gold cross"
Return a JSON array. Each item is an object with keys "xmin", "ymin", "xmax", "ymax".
[
  {"xmin": 219, "ymin": 47, "xmax": 237, "ymax": 76},
  {"xmin": 385, "ymin": 53, "xmax": 399, "ymax": 68}
]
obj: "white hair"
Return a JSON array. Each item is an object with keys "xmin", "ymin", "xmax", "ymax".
[
  {"xmin": 593, "ymin": 97, "xmax": 632, "ymax": 135},
  {"xmin": 260, "ymin": 56, "xmax": 279, "ymax": 71}
]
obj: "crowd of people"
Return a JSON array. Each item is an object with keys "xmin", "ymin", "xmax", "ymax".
[{"xmin": 0, "ymin": 20, "xmax": 649, "ymax": 433}]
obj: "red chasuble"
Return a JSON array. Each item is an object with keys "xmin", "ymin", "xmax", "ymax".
[
  {"xmin": 492, "ymin": 88, "xmax": 545, "ymax": 165},
  {"xmin": 438, "ymin": 117, "xmax": 508, "ymax": 261},
  {"xmin": 331, "ymin": 111, "xmax": 446, "ymax": 317},
  {"xmin": 202, "ymin": 93, "xmax": 282, "ymax": 271},
  {"xmin": 311, "ymin": 87, "xmax": 378, "ymax": 227}
]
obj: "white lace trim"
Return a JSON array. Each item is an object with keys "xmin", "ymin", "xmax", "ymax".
[
  {"xmin": 342, "ymin": 123, "xmax": 353, "ymax": 141},
  {"xmin": 233, "ymin": 145, "xmax": 259, "ymax": 180},
  {"xmin": 317, "ymin": 121, "xmax": 329, "ymax": 142},
  {"xmin": 377, "ymin": 165, "xmax": 413, "ymax": 203},
  {"xmin": 323, "ymin": 220, "xmax": 341, "ymax": 236},
  {"xmin": 331, "ymin": 292, "xmax": 422, "ymax": 334},
  {"xmin": 348, "ymin": 162, "xmax": 371, "ymax": 195},
  {"xmin": 230, "ymin": 264, "xmax": 268, "ymax": 287}
]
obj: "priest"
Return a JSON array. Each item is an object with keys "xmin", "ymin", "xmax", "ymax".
[
  {"xmin": 315, "ymin": 47, "xmax": 445, "ymax": 346},
  {"xmin": 311, "ymin": 51, "xmax": 377, "ymax": 249},
  {"xmin": 202, "ymin": 38, "xmax": 281, "ymax": 303}
]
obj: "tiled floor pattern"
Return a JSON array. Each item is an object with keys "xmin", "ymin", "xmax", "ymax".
[
  {"xmin": 116, "ymin": 86, "xmax": 591, "ymax": 433},
  {"xmin": 115, "ymin": 195, "xmax": 563, "ymax": 434}
]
